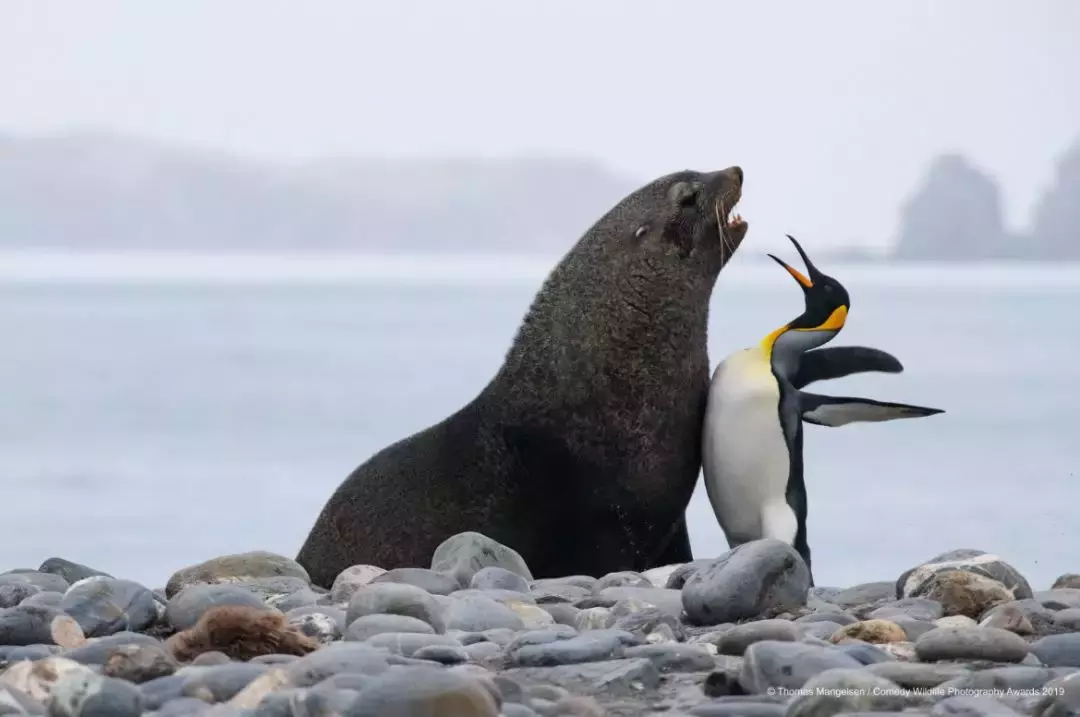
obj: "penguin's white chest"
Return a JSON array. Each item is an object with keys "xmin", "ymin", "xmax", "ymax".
[{"xmin": 701, "ymin": 348, "xmax": 797, "ymax": 547}]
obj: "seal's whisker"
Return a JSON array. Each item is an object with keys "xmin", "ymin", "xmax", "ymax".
[{"xmin": 715, "ymin": 199, "xmax": 732, "ymax": 265}]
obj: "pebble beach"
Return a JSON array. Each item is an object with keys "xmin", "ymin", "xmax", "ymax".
[{"xmin": 2, "ymin": 534, "xmax": 1079, "ymax": 717}]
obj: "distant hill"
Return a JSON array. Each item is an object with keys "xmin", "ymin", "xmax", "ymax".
[
  {"xmin": 893, "ymin": 140, "xmax": 1080, "ymax": 261},
  {"xmin": 0, "ymin": 132, "xmax": 638, "ymax": 254},
  {"xmin": 0, "ymin": 130, "xmax": 1075, "ymax": 259}
]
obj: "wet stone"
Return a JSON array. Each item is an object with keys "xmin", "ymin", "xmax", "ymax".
[
  {"xmin": 283, "ymin": 642, "xmax": 392, "ymax": 687},
  {"xmin": 0, "ymin": 571, "xmax": 70, "ymax": 594},
  {"xmin": 509, "ymin": 629, "xmax": 642, "ymax": 667},
  {"xmin": 929, "ymin": 695, "xmax": 1025, "ymax": 716},
  {"xmin": 915, "ymin": 626, "xmax": 1031, "ymax": 663},
  {"xmin": 739, "ymin": 640, "xmax": 863, "ymax": 693},
  {"xmin": 470, "ymin": 566, "xmax": 531, "ymax": 594},
  {"xmin": 0, "ymin": 583, "xmax": 40, "ymax": 609},
  {"xmin": 21, "ymin": 591, "xmax": 64, "ymax": 610},
  {"xmin": 285, "ymin": 605, "xmax": 346, "ymax": 643},
  {"xmin": 897, "ymin": 550, "xmax": 1032, "ymax": 601},
  {"xmin": 164, "ymin": 584, "xmax": 265, "ymax": 631},
  {"xmin": 1052, "ymin": 575, "xmax": 1080, "ymax": 590},
  {"xmin": 101, "ymin": 642, "xmax": 178, "ymax": 683},
  {"xmin": 64, "ymin": 632, "xmax": 164, "ymax": 665},
  {"xmin": 346, "ymin": 665, "xmax": 499, "ymax": 717},
  {"xmin": 59, "ymin": 578, "xmax": 158, "ymax": 637},
  {"xmin": 824, "ymin": 582, "xmax": 897, "ymax": 610},
  {"xmin": 621, "ymin": 643, "xmax": 715, "ymax": 672},
  {"xmin": 1032, "ymin": 634, "xmax": 1080, "ymax": 667},
  {"xmin": 49, "ymin": 671, "xmax": 144, "ymax": 717},
  {"xmin": 165, "ymin": 551, "xmax": 309, "ymax": 598},
  {"xmin": 444, "ymin": 594, "xmax": 526, "ymax": 632},
  {"xmin": 177, "ymin": 662, "xmax": 269, "ymax": 702},
  {"xmin": 598, "ymin": 587, "xmax": 684, "ymax": 619},
  {"xmin": 362, "ymin": 632, "xmax": 462, "ymax": 657},
  {"xmin": 344, "ymin": 612, "xmax": 435, "ymax": 641},
  {"xmin": 345, "ymin": 582, "xmax": 447, "ymax": 633},
  {"xmin": 870, "ymin": 598, "xmax": 945, "ymax": 622},
  {"xmin": 866, "ymin": 661, "xmax": 974, "ymax": 689},
  {"xmin": 682, "ymin": 540, "xmax": 810, "ymax": 626},
  {"xmin": 371, "ymin": 567, "xmax": 461, "ymax": 596},
  {"xmin": 785, "ymin": 667, "xmax": 910, "ymax": 717},
  {"xmin": 329, "ymin": 565, "xmax": 387, "ymax": 603},
  {"xmin": 412, "ymin": 643, "xmax": 469, "ymax": 664},
  {"xmin": 715, "ymin": 619, "xmax": 800, "ymax": 655},
  {"xmin": 0, "ymin": 604, "xmax": 85, "ymax": 647},
  {"xmin": 430, "ymin": 531, "xmax": 533, "ymax": 587}
]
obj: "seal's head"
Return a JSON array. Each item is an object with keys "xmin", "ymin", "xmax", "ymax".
[{"xmin": 593, "ymin": 166, "xmax": 748, "ymax": 278}]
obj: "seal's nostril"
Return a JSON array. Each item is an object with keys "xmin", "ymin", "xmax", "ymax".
[{"xmin": 730, "ymin": 166, "xmax": 744, "ymax": 184}]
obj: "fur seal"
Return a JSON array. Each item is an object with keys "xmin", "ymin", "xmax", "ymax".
[{"xmin": 297, "ymin": 166, "xmax": 749, "ymax": 587}]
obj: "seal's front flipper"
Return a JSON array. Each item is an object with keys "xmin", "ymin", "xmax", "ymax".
[
  {"xmin": 800, "ymin": 392, "xmax": 944, "ymax": 427},
  {"xmin": 791, "ymin": 346, "xmax": 904, "ymax": 389}
]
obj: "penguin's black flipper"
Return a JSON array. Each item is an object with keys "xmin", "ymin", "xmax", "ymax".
[
  {"xmin": 791, "ymin": 346, "xmax": 904, "ymax": 389},
  {"xmin": 800, "ymin": 392, "xmax": 944, "ymax": 427}
]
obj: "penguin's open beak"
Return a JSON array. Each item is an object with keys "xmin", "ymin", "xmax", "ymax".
[{"xmin": 767, "ymin": 234, "xmax": 823, "ymax": 291}]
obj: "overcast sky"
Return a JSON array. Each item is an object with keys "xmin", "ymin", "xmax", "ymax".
[{"xmin": 1, "ymin": 1, "xmax": 1076, "ymax": 249}]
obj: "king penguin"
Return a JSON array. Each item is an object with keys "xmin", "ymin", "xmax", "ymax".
[{"xmin": 701, "ymin": 234, "xmax": 944, "ymax": 584}]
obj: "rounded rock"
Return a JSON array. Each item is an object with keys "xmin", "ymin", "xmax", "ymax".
[
  {"xmin": 0, "ymin": 604, "xmax": 85, "ymax": 647},
  {"xmin": 164, "ymin": 584, "xmax": 265, "ymax": 631},
  {"xmin": 444, "ymin": 594, "xmax": 525, "ymax": 632},
  {"xmin": 1031, "ymin": 633, "xmax": 1080, "ymax": 667},
  {"xmin": 346, "ymin": 665, "xmax": 498, "ymax": 717},
  {"xmin": 1052, "ymin": 574, "xmax": 1080, "ymax": 590},
  {"xmin": 915, "ymin": 626, "xmax": 1031, "ymax": 663},
  {"xmin": 830, "ymin": 619, "xmax": 907, "ymax": 644},
  {"xmin": 470, "ymin": 567, "xmax": 531, "ymax": 594},
  {"xmin": 345, "ymin": 613, "xmax": 436, "ymax": 641},
  {"xmin": 911, "ymin": 570, "xmax": 1013, "ymax": 619},
  {"xmin": 897, "ymin": 550, "xmax": 1032, "ymax": 601},
  {"xmin": 165, "ymin": 551, "xmax": 309, "ymax": 598},
  {"xmin": 102, "ymin": 643, "xmax": 177, "ymax": 683},
  {"xmin": 739, "ymin": 640, "xmax": 863, "ymax": 693},
  {"xmin": 715, "ymin": 619, "xmax": 801, "ymax": 655},
  {"xmin": 346, "ymin": 582, "xmax": 447, "ymax": 633},
  {"xmin": 786, "ymin": 667, "xmax": 909, "ymax": 717},
  {"xmin": 682, "ymin": 539, "xmax": 810, "ymax": 625},
  {"xmin": 329, "ymin": 565, "xmax": 387, "ymax": 603},
  {"xmin": 59, "ymin": 578, "xmax": 158, "ymax": 637},
  {"xmin": 430, "ymin": 531, "xmax": 533, "ymax": 587},
  {"xmin": 49, "ymin": 671, "xmax": 143, "ymax": 717},
  {"xmin": 371, "ymin": 568, "xmax": 461, "ymax": 596}
]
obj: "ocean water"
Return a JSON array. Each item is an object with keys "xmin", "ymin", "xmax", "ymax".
[{"xmin": 2, "ymin": 252, "xmax": 1077, "ymax": 590}]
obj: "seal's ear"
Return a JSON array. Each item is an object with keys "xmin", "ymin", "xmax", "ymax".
[{"xmin": 668, "ymin": 181, "xmax": 700, "ymax": 208}]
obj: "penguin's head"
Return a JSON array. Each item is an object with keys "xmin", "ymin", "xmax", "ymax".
[{"xmin": 762, "ymin": 235, "xmax": 850, "ymax": 369}]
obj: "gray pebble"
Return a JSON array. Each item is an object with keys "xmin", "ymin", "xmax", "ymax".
[
  {"xmin": 266, "ymin": 586, "xmax": 320, "ymax": 612},
  {"xmin": 897, "ymin": 549, "xmax": 1033, "ymax": 601},
  {"xmin": 100, "ymin": 642, "xmax": 177, "ymax": 684},
  {"xmin": 915, "ymin": 626, "xmax": 1031, "ymax": 663},
  {"xmin": 795, "ymin": 610, "xmax": 857, "ymax": 626},
  {"xmin": 60, "ymin": 578, "xmax": 158, "ymax": 637},
  {"xmin": 622, "ymin": 643, "xmax": 715, "ymax": 671},
  {"xmin": 285, "ymin": 605, "xmax": 346, "ymax": 643},
  {"xmin": 346, "ymin": 665, "xmax": 499, "ymax": 716},
  {"xmin": 682, "ymin": 540, "xmax": 810, "ymax": 625},
  {"xmin": 283, "ymin": 642, "xmax": 392, "ymax": 687},
  {"xmin": 507, "ymin": 625, "xmax": 579, "ymax": 651},
  {"xmin": 371, "ymin": 568, "xmax": 462, "ymax": 596},
  {"xmin": 363, "ymin": 632, "xmax": 462, "ymax": 657},
  {"xmin": 801, "ymin": 621, "xmax": 846, "ymax": 641},
  {"xmin": 834, "ymin": 641, "xmax": 896, "ymax": 665},
  {"xmin": 1052, "ymin": 608, "xmax": 1080, "ymax": 631},
  {"xmin": 470, "ymin": 567, "xmax": 531, "ymax": 594},
  {"xmin": 0, "ymin": 643, "xmax": 59, "ymax": 661},
  {"xmin": 0, "ymin": 571, "xmax": 70, "ymax": 593},
  {"xmin": 866, "ymin": 661, "xmax": 973, "ymax": 689},
  {"xmin": 64, "ymin": 632, "xmax": 163, "ymax": 665},
  {"xmin": 0, "ymin": 604, "xmax": 85, "ymax": 647},
  {"xmin": 542, "ymin": 603, "xmax": 581, "ymax": 627},
  {"xmin": 464, "ymin": 641, "xmax": 504, "ymax": 662},
  {"xmin": 346, "ymin": 582, "xmax": 446, "ymax": 633},
  {"xmin": 786, "ymin": 667, "xmax": 909, "ymax": 717},
  {"xmin": 596, "ymin": 571, "xmax": 652, "ymax": 589},
  {"xmin": 345, "ymin": 613, "xmax": 435, "ymax": 641},
  {"xmin": 716, "ymin": 619, "xmax": 800, "ymax": 655},
  {"xmin": 151, "ymin": 697, "xmax": 219, "ymax": 716},
  {"xmin": 164, "ymin": 551, "xmax": 309, "ymax": 598},
  {"xmin": 929, "ymin": 695, "xmax": 1025, "ymax": 716},
  {"xmin": 1037, "ymin": 589, "xmax": 1080, "ymax": 610},
  {"xmin": 164, "ymin": 584, "xmax": 265, "ymax": 631},
  {"xmin": 22, "ymin": 591, "xmax": 64, "ymax": 609},
  {"xmin": 1032, "ymin": 634, "xmax": 1080, "ymax": 667},
  {"xmin": 443, "ymin": 594, "xmax": 525, "ymax": 632},
  {"xmin": 870, "ymin": 598, "xmax": 945, "ymax": 622},
  {"xmin": 177, "ymin": 662, "xmax": 268, "ymax": 702},
  {"xmin": 430, "ymin": 531, "xmax": 533, "ymax": 587},
  {"xmin": 509, "ymin": 628, "xmax": 641, "ymax": 666},
  {"xmin": 412, "ymin": 644, "xmax": 469, "ymax": 664},
  {"xmin": 598, "ymin": 587, "xmax": 684, "ymax": 619},
  {"xmin": 825, "ymin": 582, "xmax": 897, "ymax": 610},
  {"xmin": 49, "ymin": 672, "xmax": 143, "ymax": 717},
  {"xmin": 739, "ymin": 640, "xmax": 863, "ymax": 693},
  {"xmin": 38, "ymin": 558, "xmax": 111, "ymax": 585},
  {"xmin": 0, "ymin": 583, "xmax": 40, "ymax": 609}
]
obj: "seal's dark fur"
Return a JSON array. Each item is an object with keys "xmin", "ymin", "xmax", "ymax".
[{"xmin": 297, "ymin": 167, "xmax": 749, "ymax": 587}]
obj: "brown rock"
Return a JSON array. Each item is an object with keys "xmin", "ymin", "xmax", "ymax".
[
  {"xmin": 102, "ymin": 643, "xmax": 177, "ymax": 683},
  {"xmin": 165, "ymin": 605, "xmax": 319, "ymax": 663},
  {"xmin": 914, "ymin": 570, "xmax": 1011, "ymax": 619},
  {"xmin": 830, "ymin": 619, "xmax": 907, "ymax": 644},
  {"xmin": 1052, "ymin": 574, "xmax": 1080, "ymax": 590},
  {"xmin": 979, "ymin": 602, "xmax": 1035, "ymax": 635}
]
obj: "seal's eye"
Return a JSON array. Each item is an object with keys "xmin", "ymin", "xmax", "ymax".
[
  {"xmin": 634, "ymin": 225, "xmax": 649, "ymax": 239},
  {"xmin": 668, "ymin": 181, "xmax": 699, "ymax": 208}
]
